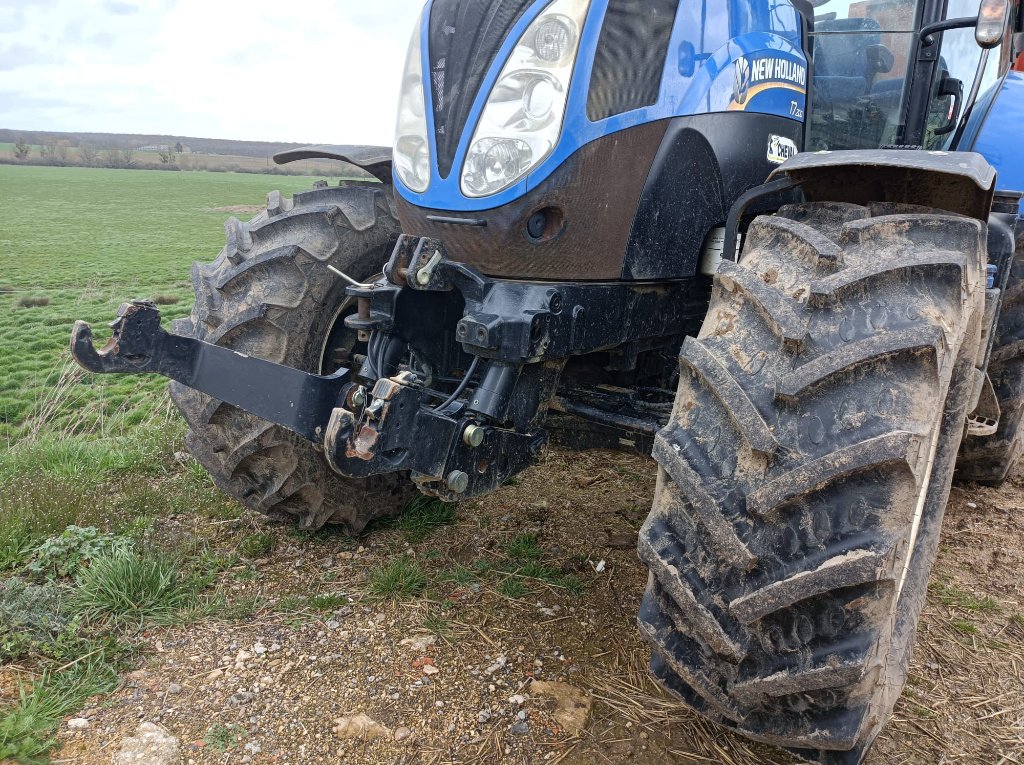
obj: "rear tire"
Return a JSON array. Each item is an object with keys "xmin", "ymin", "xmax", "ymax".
[
  {"xmin": 638, "ymin": 203, "xmax": 986, "ymax": 762},
  {"xmin": 170, "ymin": 184, "xmax": 416, "ymax": 532},
  {"xmin": 956, "ymin": 232, "xmax": 1024, "ymax": 485}
]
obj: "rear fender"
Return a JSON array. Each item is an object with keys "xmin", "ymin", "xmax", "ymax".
[{"xmin": 273, "ymin": 145, "xmax": 392, "ymax": 184}]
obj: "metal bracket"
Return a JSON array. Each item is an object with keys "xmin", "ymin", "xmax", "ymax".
[
  {"xmin": 966, "ymin": 373, "xmax": 1000, "ymax": 437},
  {"xmin": 723, "ymin": 177, "xmax": 799, "ymax": 263},
  {"xmin": 71, "ymin": 300, "xmax": 353, "ymax": 442}
]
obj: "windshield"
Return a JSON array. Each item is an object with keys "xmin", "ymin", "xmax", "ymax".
[{"xmin": 807, "ymin": 0, "xmax": 921, "ymax": 149}]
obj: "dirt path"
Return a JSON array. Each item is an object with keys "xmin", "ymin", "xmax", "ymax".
[{"xmin": 53, "ymin": 449, "xmax": 1024, "ymax": 765}]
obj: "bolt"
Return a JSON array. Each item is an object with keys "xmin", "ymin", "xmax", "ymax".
[
  {"xmin": 446, "ymin": 470, "xmax": 470, "ymax": 494},
  {"xmin": 463, "ymin": 424, "xmax": 485, "ymax": 448}
]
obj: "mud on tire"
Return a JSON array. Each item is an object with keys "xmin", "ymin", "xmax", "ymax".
[
  {"xmin": 170, "ymin": 184, "xmax": 416, "ymax": 532},
  {"xmin": 957, "ymin": 231, "xmax": 1024, "ymax": 486},
  {"xmin": 638, "ymin": 203, "xmax": 986, "ymax": 762}
]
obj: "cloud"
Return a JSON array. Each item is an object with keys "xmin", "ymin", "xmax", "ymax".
[
  {"xmin": 0, "ymin": 0, "xmax": 426, "ymax": 143},
  {"xmin": 103, "ymin": 1, "xmax": 139, "ymax": 14},
  {"xmin": 0, "ymin": 43, "xmax": 51, "ymax": 71}
]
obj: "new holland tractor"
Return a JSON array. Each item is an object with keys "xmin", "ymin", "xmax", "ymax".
[{"xmin": 71, "ymin": 0, "xmax": 1024, "ymax": 760}]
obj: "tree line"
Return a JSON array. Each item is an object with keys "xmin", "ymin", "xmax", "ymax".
[
  {"xmin": 4, "ymin": 137, "xmax": 339, "ymax": 176},
  {"xmin": 10, "ymin": 137, "xmax": 180, "ymax": 169}
]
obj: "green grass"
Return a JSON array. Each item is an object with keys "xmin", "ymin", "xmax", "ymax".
[
  {"xmin": 0, "ymin": 165, "xmax": 337, "ymax": 764},
  {"xmin": 423, "ymin": 612, "xmax": 452, "ymax": 638},
  {"xmin": 75, "ymin": 549, "xmax": 206, "ymax": 627},
  {"xmin": 0, "ymin": 660, "xmax": 119, "ymax": 763},
  {"xmin": 931, "ymin": 579, "xmax": 1001, "ymax": 613},
  {"xmin": 203, "ymin": 723, "xmax": 247, "ymax": 752},
  {"xmin": 0, "ymin": 164, "xmax": 347, "ymax": 441},
  {"xmin": 366, "ymin": 558, "xmax": 428, "ymax": 600},
  {"xmin": 366, "ymin": 495, "xmax": 458, "ymax": 543},
  {"xmin": 439, "ymin": 563, "xmax": 477, "ymax": 586},
  {"xmin": 238, "ymin": 533, "xmax": 275, "ymax": 559},
  {"xmin": 505, "ymin": 533, "xmax": 544, "ymax": 561},
  {"xmin": 497, "ymin": 577, "xmax": 529, "ymax": 599},
  {"xmin": 395, "ymin": 497, "xmax": 458, "ymax": 542}
]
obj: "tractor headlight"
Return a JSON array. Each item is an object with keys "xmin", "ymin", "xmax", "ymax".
[
  {"xmin": 393, "ymin": 15, "xmax": 431, "ymax": 193},
  {"xmin": 461, "ymin": 0, "xmax": 590, "ymax": 198}
]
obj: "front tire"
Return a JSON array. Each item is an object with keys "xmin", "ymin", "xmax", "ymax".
[
  {"xmin": 170, "ymin": 184, "xmax": 416, "ymax": 532},
  {"xmin": 638, "ymin": 203, "xmax": 985, "ymax": 762}
]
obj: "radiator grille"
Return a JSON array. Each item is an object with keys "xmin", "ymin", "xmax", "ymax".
[
  {"xmin": 428, "ymin": 0, "xmax": 535, "ymax": 179},
  {"xmin": 587, "ymin": 0, "xmax": 679, "ymax": 122}
]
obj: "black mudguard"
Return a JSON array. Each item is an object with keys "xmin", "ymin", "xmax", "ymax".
[{"xmin": 273, "ymin": 144, "xmax": 392, "ymax": 183}]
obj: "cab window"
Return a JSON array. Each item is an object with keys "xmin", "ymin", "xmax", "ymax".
[{"xmin": 807, "ymin": 0, "xmax": 920, "ymax": 149}]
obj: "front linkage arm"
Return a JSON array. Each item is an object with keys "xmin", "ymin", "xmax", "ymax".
[
  {"xmin": 72, "ymin": 240, "xmax": 700, "ymax": 500},
  {"xmin": 70, "ymin": 298, "xmax": 545, "ymax": 499},
  {"xmin": 71, "ymin": 301, "xmax": 357, "ymax": 443}
]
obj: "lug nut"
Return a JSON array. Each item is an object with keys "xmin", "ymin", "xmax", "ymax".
[
  {"xmin": 446, "ymin": 470, "xmax": 470, "ymax": 494},
  {"xmin": 463, "ymin": 424, "xmax": 485, "ymax": 448}
]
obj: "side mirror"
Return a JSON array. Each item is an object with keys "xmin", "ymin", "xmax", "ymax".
[
  {"xmin": 678, "ymin": 41, "xmax": 697, "ymax": 77},
  {"xmin": 976, "ymin": 0, "xmax": 1010, "ymax": 48}
]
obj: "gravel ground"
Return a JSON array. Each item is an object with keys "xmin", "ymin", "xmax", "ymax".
[{"xmin": 43, "ymin": 448, "xmax": 1024, "ymax": 765}]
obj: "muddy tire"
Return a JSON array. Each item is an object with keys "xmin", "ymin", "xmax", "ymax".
[
  {"xmin": 956, "ymin": 233, "xmax": 1024, "ymax": 486},
  {"xmin": 638, "ymin": 203, "xmax": 986, "ymax": 763},
  {"xmin": 169, "ymin": 184, "xmax": 416, "ymax": 532}
]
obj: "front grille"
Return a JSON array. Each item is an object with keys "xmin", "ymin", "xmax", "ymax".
[
  {"xmin": 587, "ymin": 0, "xmax": 679, "ymax": 122},
  {"xmin": 428, "ymin": 0, "xmax": 535, "ymax": 179}
]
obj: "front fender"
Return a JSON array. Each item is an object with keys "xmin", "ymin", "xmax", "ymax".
[
  {"xmin": 770, "ymin": 148, "xmax": 996, "ymax": 220},
  {"xmin": 273, "ymin": 144, "xmax": 392, "ymax": 183}
]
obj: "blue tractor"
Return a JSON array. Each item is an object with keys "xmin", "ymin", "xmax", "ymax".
[{"xmin": 73, "ymin": 0, "xmax": 1024, "ymax": 760}]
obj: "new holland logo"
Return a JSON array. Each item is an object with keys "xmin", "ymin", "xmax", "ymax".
[
  {"xmin": 767, "ymin": 134, "xmax": 799, "ymax": 164},
  {"xmin": 733, "ymin": 57, "xmax": 752, "ymax": 105},
  {"xmin": 733, "ymin": 55, "xmax": 807, "ymax": 105}
]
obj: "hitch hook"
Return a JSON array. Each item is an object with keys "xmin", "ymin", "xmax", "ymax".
[{"xmin": 71, "ymin": 300, "xmax": 165, "ymax": 374}]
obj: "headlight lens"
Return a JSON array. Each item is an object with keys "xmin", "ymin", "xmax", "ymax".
[
  {"xmin": 393, "ymin": 15, "xmax": 431, "ymax": 193},
  {"xmin": 461, "ymin": 0, "xmax": 590, "ymax": 198}
]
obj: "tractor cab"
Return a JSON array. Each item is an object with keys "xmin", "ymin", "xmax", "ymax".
[{"xmin": 807, "ymin": 0, "xmax": 1020, "ymax": 149}]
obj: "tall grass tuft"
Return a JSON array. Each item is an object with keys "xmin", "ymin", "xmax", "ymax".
[
  {"xmin": 0, "ymin": 660, "xmax": 118, "ymax": 762},
  {"xmin": 395, "ymin": 496, "xmax": 458, "ymax": 542},
  {"xmin": 366, "ymin": 558, "xmax": 427, "ymax": 600},
  {"xmin": 75, "ymin": 549, "xmax": 200, "ymax": 626}
]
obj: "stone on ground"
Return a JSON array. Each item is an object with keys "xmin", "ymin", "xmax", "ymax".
[{"xmin": 114, "ymin": 722, "xmax": 181, "ymax": 765}]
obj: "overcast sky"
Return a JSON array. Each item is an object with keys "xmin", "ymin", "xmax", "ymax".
[{"xmin": 0, "ymin": 0, "xmax": 426, "ymax": 144}]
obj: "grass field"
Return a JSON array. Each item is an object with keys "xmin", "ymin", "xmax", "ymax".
[
  {"xmin": 0, "ymin": 164, "xmax": 346, "ymax": 762},
  {"xmin": 0, "ymin": 165, "xmax": 355, "ymax": 441}
]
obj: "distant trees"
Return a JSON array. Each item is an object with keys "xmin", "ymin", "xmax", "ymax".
[
  {"xmin": 103, "ymin": 148, "xmax": 124, "ymax": 168},
  {"xmin": 174, "ymin": 141, "xmax": 184, "ymax": 153},
  {"xmin": 123, "ymin": 148, "xmax": 136, "ymax": 168},
  {"xmin": 77, "ymin": 143, "xmax": 98, "ymax": 166},
  {"xmin": 37, "ymin": 140, "xmax": 71, "ymax": 165},
  {"xmin": 13, "ymin": 139, "xmax": 30, "ymax": 160},
  {"xmin": 55, "ymin": 141, "xmax": 71, "ymax": 164},
  {"xmin": 158, "ymin": 146, "xmax": 177, "ymax": 164}
]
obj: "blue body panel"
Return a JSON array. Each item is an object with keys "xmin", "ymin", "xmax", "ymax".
[
  {"xmin": 398, "ymin": 0, "xmax": 807, "ymax": 212},
  {"xmin": 967, "ymin": 71, "xmax": 1024, "ymax": 215}
]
